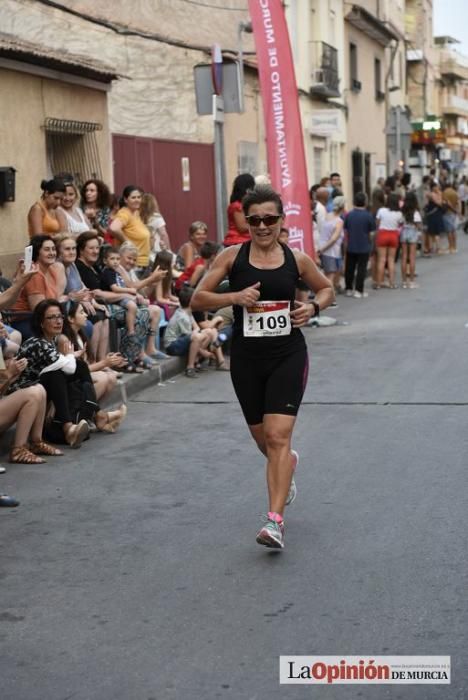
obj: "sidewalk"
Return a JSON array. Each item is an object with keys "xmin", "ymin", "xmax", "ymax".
[{"xmin": 102, "ymin": 355, "xmax": 185, "ymax": 407}]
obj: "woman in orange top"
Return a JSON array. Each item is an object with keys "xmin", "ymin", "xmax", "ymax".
[
  {"xmin": 109, "ymin": 185, "xmax": 151, "ymax": 273},
  {"xmin": 28, "ymin": 179, "xmax": 67, "ymax": 238},
  {"xmin": 10, "ymin": 235, "xmax": 64, "ymax": 339}
]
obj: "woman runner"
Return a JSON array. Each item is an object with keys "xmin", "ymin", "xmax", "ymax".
[{"xmin": 192, "ymin": 186, "xmax": 334, "ymax": 549}]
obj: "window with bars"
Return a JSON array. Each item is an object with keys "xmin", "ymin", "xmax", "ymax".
[
  {"xmin": 313, "ymin": 147, "xmax": 323, "ymax": 185},
  {"xmin": 330, "ymin": 142, "xmax": 339, "ymax": 173},
  {"xmin": 44, "ymin": 118, "xmax": 103, "ymax": 187},
  {"xmin": 237, "ymin": 141, "xmax": 258, "ymax": 176}
]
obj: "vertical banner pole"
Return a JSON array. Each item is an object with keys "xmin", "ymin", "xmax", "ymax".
[{"xmin": 248, "ymin": 0, "xmax": 314, "ymax": 256}]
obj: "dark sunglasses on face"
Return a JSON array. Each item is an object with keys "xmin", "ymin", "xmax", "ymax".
[{"xmin": 246, "ymin": 214, "xmax": 282, "ymax": 227}]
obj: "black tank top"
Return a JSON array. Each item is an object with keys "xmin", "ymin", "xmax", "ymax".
[{"xmin": 229, "ymin": 241, "xmax": 306, "ymax": 358}]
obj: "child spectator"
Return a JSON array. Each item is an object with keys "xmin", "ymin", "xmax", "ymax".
[
  {"xmin": 400, "ymin": 192, "xmax": 422, "ymax": 288},
  {"xmin": 175, "ymin": 241, "xmax": 220, "ymax": 292},
  {"xmin": 100, "ymin": 247, "xmax": 140, "ymax": 341},
  {"xmin": 60, "ymin": 300, "xmax": 127, "ymax": 432},
  {"xmin": 141, "ymin": 192, "xmax": 172, "ymax": 257},
  {"xmin": 164, "ymin": 286, "xmax": 223, "ymax": 377},
  {"xmin": 151, "ymin": 250, "xmax": 180, "ymax": 315}
]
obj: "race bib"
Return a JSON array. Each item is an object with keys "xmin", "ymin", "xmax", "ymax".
[{"xmin": 243, "ymin": 300, "xmax": 291, "ymax": 337}]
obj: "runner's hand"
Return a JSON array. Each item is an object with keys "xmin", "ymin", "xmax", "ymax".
[
  {"xmin": 235, "ymin": 282, "xmax": 261, "ymax": 306},
  {"xmin": 290, "ymin": 301, "xmax": 314, "ymax": 327}
]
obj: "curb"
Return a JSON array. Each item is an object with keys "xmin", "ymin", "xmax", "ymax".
[
  {"xmin": 0, "ymin": 358, "xmax": 186, "ymax": 455},
  {"xmin": 101, "ymin": 356, "xmax": 186, "ymax": 407}
]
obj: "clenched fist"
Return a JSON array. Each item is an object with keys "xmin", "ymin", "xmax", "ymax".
[{"xmin": 234, "ymin": 282, "xmax": 261, "ymax": 307}]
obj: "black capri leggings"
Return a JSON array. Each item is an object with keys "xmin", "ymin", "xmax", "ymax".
[
  {"xmin": 230, "ymin": 345, "xmax": 309, "ymax": 426},
  {"xmin": 40, "ymin": 360, "xmax": 96, "ymax": 424}
]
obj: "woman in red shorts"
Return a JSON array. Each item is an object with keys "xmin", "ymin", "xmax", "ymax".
[{"xmin": 375, "ymin": 193, "xmax": 403, "ymax": 289}]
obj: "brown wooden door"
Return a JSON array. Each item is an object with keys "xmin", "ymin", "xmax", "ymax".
[{"xmin": 112, "ymin": 134, "xmax": 217, "ymax": 252}]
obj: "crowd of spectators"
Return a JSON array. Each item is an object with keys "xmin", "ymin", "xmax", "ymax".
[
  {"xmin": 310, "ymin": 167, "xmax": 465, "ymax": 299},
  {"xmin": 0, "ymin": 175, "xmax": 232, "ymax": 505},
  {"xmin": 1, "ymin": 168, "xmax": 466, "ymax": 506}
]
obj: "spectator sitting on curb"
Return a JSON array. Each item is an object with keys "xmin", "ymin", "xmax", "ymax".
[
  {"xmin": 1, "ymin": 347, "xmax": 64, "ymax": 465},
  {"xmin": 117, "ymin": 242, "xmax": 168, "ymax": 360},
  {"xmin": 176, "ymin": 221, "xmax": 208, "ymax": 270},
  {"xmin": 175, "ymin": 241, "xmax": 221, "ymax": 293},
  {"xmin": 151, "ymin": 250, "xmax": 180, "ymax": 317},
  {"xmin": 100, "ymin": 246, "xmax": 142, "ymax": 351},
  {"xmin": 164, "ymin": 286, "xmax": 225, "ymax": 377},
  {"xmin": 0, "ymin": 312, "xmax": 21, "ymax": 358},
  {"xmin": 60, "ymin": 300, "xmax": 127, "ymax": 433}
]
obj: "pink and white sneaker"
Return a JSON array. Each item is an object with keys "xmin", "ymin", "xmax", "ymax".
[
  {"xmin": 256, "ymin": 513, "xmax": 285, "ymax": 549},
  {"xmin": 285, "ymin": 450, "xmax": 299, "ymax": 506}
]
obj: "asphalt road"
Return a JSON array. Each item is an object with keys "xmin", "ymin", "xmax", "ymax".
[{"xmin": 1, "ymin": 237, "xmax": 467, "ymax": 700}]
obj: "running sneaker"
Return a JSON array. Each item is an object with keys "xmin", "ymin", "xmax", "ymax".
[
  {"xmin": 256, "ymin": 516, "xmax": 284, "ymax": 549},
  {"xmin": 285, "ymin": 450, "xmax": 299, "ymax": 506}
]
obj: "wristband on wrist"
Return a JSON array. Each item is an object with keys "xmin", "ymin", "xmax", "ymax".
[{"xmin": 310, "ymin": 301, "xmax": 320, "ymax": 318}]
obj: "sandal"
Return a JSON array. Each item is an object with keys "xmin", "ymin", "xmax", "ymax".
[
  {"xmin": 95, "ymin": 405, "xmax": 127, "ymax": 433},
  {"xmin": 10, "ymin": 445, "xmax": 46, "ymax": 465},
  {"xmin": 123, "ymin": 364, "xmax": 145, "ymax": 374},
  {"xmin": 195, "ymin": 360, "xmax": 209, "ymax": 372},
  {"xmin": 139, "ymin": 355, "xmax": 155, "ymax": 370},
  {"xmin": 64, "ymin": 420, "xmax": 89, "ymax": 449},
  {"xmin": 216, "ymin": 361, "xmax": 230, "ymax": 371},
  {"xmin": 30, "ymin": 440, "xmax": 64, "ymax": 457}
]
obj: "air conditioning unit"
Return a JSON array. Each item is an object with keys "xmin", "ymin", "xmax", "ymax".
[{"xmin": 311, "ymin": 69, "xmax": 325, "ymax": 86}]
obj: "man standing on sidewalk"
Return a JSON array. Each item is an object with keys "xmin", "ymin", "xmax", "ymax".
[
  {"xmin": 314, "ymin": 187, "xmax": 328, "ymax": 256},
  {"xmin": 344, "ymin": 192, "xmax": 375, "ymax": 298}
]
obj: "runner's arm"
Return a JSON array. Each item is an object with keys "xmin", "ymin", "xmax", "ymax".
[{"xmin": 294, "ymin": 251, "xmax": 335, "ymax": 312}]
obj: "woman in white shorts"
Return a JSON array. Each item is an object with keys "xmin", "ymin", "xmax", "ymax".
[
  {"xmin": 317, "ymin": 196, "xmax": 345, "ymax": 291},
  {"xmin": 400, "ymin": 192, "xmax": 422, "ymax": 289}
]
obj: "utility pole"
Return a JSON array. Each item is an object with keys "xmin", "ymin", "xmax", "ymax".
[{"xmin": 213, "ymin": 94, "xmax": 227, "ymax": 243}]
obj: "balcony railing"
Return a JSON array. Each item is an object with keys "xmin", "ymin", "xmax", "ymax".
[
  {"xmin": 441, "ymin": 94, "xmax": 468, "ymax": 117},
  {"xmin": 309, "ymin": 41, "xmax": 340, "ymax": 98},
  {"xmin": 439, "ymin": 50, "xmax": 468, "ymax": 81}
]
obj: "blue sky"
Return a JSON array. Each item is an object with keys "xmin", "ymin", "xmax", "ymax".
[{"xmin": 433, "ymin": 0, "xmax": 468, "ymax": 55}]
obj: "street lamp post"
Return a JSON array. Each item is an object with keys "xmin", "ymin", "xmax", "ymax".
[{"xmin": 237, "ymin": 20, "xmax": 252, "ymax": 114}]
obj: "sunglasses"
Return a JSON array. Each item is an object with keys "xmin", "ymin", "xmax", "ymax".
[{"xmin": 246, "ymin": 214, "xmax": 282, "ymax": 227}]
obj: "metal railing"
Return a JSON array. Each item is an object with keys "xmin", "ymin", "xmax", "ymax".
[
  {"xmin": 309, "ymin": 41, "xmax": 340, "ymax": 97},
  {"xmin": 43, "ymin": 118, "xmax": 103, "ymax": 187}
]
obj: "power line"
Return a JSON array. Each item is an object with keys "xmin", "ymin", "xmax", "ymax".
[{"xmin": 178, "ymin": 0, "xmax": 248, "ymax": 9}]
